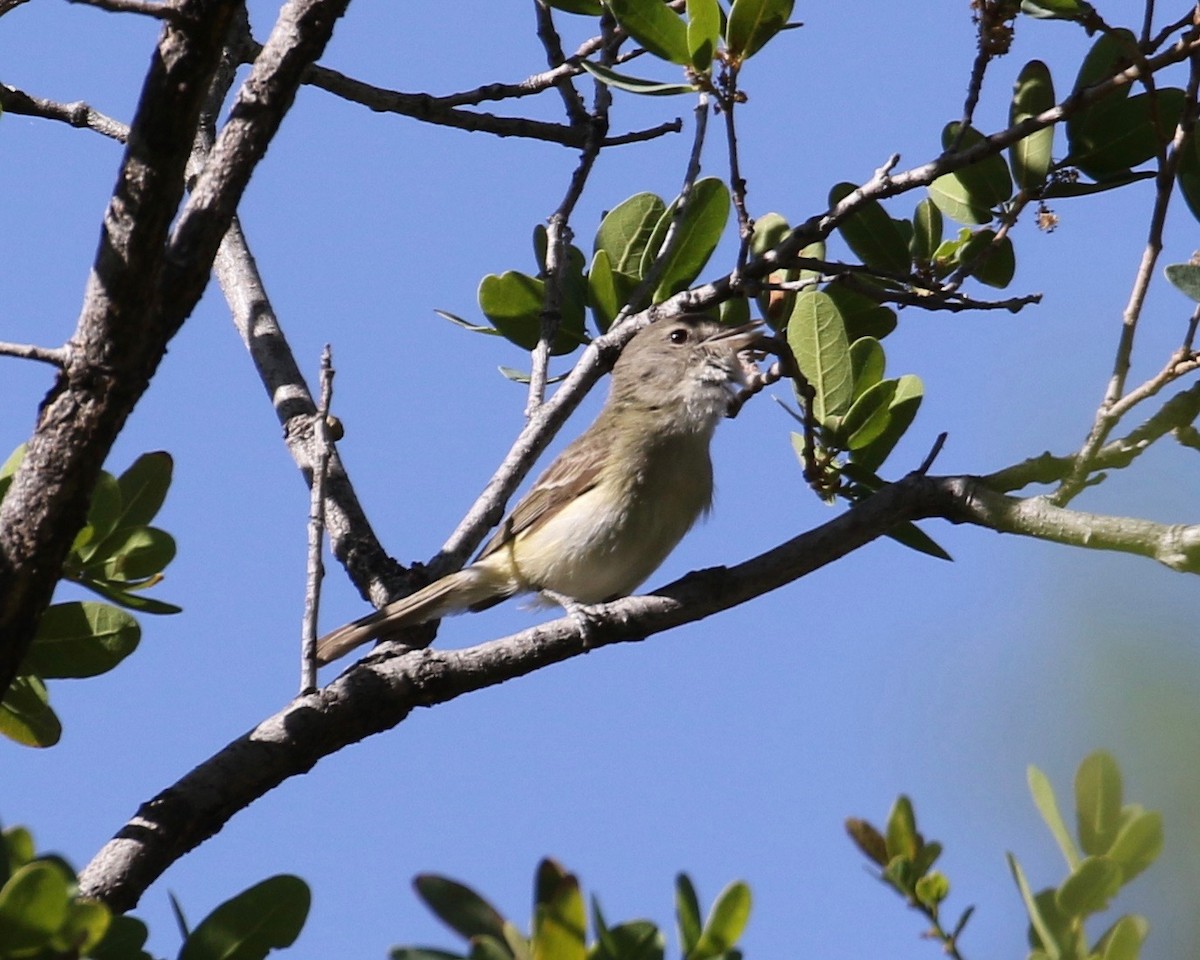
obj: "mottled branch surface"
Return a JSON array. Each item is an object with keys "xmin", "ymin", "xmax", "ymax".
[{"xmin": 0, "ymin": 0, "xmax": 352, "ymax": 699}]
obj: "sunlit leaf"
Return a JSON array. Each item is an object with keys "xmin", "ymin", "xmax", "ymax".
[
  {"xmin": 725, "ymin": 0, "xmax": 793, "ymax": 61},
  {"xmin": 829, "ymin": 182, "xmax": 911, "ymax": 274},
  {"xmin": 606, "ymin": 0, "xmax": 690, "ymax": 64},
  {"xmin": 1010, "ymin": 60, "xmax": 1055, "ymax": 189},
  {"xmin": 786, "ymin": 290, "xmax": 853, "ymax": 422},
  {"xmin": 178, "ymin": 875, "xmax": 310, "ymax": 960},
  {"xmin": 579, "ymin": 60, "xmax": 696, "ymax": 96},
  {"xmin": 27, "ymin": 601, "xmax": 140, "ymax": 679}
]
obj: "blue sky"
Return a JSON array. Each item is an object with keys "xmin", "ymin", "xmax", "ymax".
[{"xmin": 2, "ymin": 2, "xmax": 1199, "ymax": 958}]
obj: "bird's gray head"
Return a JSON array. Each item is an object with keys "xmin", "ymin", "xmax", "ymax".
[{"xmin": 609, "ymin": 316, "xmax": 763, "ymax": 432}]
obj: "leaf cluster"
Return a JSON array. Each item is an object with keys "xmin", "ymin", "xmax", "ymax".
[
  {"xmin": 461, "ymin": 180, "xmax": 730, "ymax": 378},
  {"xmin": 0, "ymin": 449, "xmax": 179, "ymax": 747},
  {"xmin": 1012, "ymin": 751, "xmax": 1163, "ymax": 960},
  {"xmin": 391, "ymin": 858, "xmax": 751, "ymax": 960}
]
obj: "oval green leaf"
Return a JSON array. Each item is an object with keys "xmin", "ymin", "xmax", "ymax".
[
  {"xmin": 842, "ymin": 378, "xmax": 898, "ymax": 450},
  {"xmin": 687, "ymin": 0, "xmax": 720, "ymax": 70},
  {"xmin": 725, "ymin": 0, "xmax": 794, "ymax": 61},
  {"xmin": 651, "ymin": 177, "xmax": 731, "ymax": 300},
  {"xmin": 595, "ymin": 192, "xmax": 667, "ymax": 277},
  {"xmin": 0, "ymin": 861, "xmax": 70, "ymax": 952},
  {"xmin": 824, "ymin": 280, "xmax": 897, "ymax": 341},
  {"xmin": 1068, "ymin": 89, "xmax": 1186, "ymax": 180},
  {"xmin": 0, "ymin": 674, "xmax": 61, "ymax": 748},
  {"xmin": 829, "ymin": 182, "xmax": 912, "ymax": 274},
  {"xmin": 607, "ymin": 0, "xmax": 690, "ymax": 64},
  {"xmin": 116, "ymin": 451, "xmax": 173, "ymax": 529},
  {"xmin": 413, "ymin": 875, "xmax": 507, "ymax": 942},
  {"xmin": 178, "ymin": 875, "xmax": 310, "ymax": 960},
  {"xmin": 692, "ymin": 880, "xmax": 751, "ymax": 959},
  {"xmin": 1106, "ymin": 810, "xmax": 1163, "ymax": 883},
  {"xmin": 786, "ymin": 290, "xmax": 853, "ymax": 422},
  {"xmin": 959, "ymin": 230, "xmax": 1016, "ymax": 289},
  {"xmin": 1075, "ymin": 751, "xmax": 1123, "ymax": 856},
  {"xmin": 849, "ymin": 337, "xmax": 885, "ymax": 398},
  {"xmin": 1028, "ymin": 765, "xmax": 1080, "ymax": 869},
  {"xmin": 1055, "ymin": 856, "xmax": 1121, "ymax": 918},
  {"xmin": 911, "ymin": 198, "xmax": 943, "ymax": 263},
  {"xmin": 1165, "ymin": 262, "xmax": 1200, "ymax": 303},
  {"xmin": 1010, "ymin": 60, "xmax": 1056, "ymax": 189},
  {"xmin": 850, "ymin": 373, "xmax": 922, "ymax": 473},
  {"xmin": 1097, "ymin": 915, "xmax": 1147, "ymax": 960},
  {"xmin": 28, "ymin": 601, "xmax": 140, "ymax": 679}
]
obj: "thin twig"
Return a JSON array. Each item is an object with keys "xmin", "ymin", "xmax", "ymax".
[
  {"xmin": 1052, "ymin": 44, "xmax": 1200, "ymax": 505},
  {"xmin": 0, "ymin": 84, "xmax": 129, "ymax": 141},
  {"xmin": 533, "ymin": 0, "xmax": 589, "ymax": 126},
  {"xmin": 719, "ymin": 61, "xmax": 753, "ymax": 279},
  {"xmin": 67, "ymin": 0, "xmax": 179, "ymax": 18},
  {"xmin": 301, "ymin": 347, "xmax": 334, "ymax": 694},
  {"xmin": 0, "ymin": 341, "xmax": 70, "ymax": 367}
]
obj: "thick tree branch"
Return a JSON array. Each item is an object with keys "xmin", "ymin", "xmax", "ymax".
[
  {"xmin": 0, "ymin": 0, "xmax": 353, "ymax": 699},
  {"xmin": 0, "ymin": 0, "xmax": 239, "ymax": 698},
  {"xmin": 75, "ymin": 469, "xmax": 1200, "ymax": 911}
]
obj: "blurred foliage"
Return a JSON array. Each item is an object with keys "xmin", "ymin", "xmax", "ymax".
[
  {"xmin": 391, "ymin": 858, "xmax": 750, "ymax": 960},
  {"xmin": 0, "ymin": 822, "xmax": 308, "ymax": 960}
]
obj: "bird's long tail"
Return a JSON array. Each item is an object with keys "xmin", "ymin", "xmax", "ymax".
[{"xmin": 315, "ymin": 565, "xmax": 507, "ymax": 665}]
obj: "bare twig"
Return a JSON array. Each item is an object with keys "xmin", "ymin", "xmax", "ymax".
[
  {"xmin": 301, "ymin": 348, "xmax": 334, "ymax": 694},
  {"xmin": 67, "ymin": 0, "xmax": 179, "ymax": 19},
  {"xmin": 1052, "ymin": 45, "xmax": 1200, "ymax": 505},
  {"xmin": 0, "ymin": 341, "xmax": 70, "ymax": 367},
  {"xmin": 533, "ymin": 0, "xmax": 588, "ymax": 126},
  {"xmin": 0, "ymin": 84, "xmax": 129, "ymax": 141}
]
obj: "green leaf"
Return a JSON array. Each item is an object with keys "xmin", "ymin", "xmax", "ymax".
[
  {"xmin": 1041, "ymin": 169, "xmax": 1155, "ymax": 198},
  {"xmin": 91, "ymin": 914, "xmax": 153, "ymax": 960},
  {"xmin": 1020, "ymin": 0, "xmax": 1085, "ymax": 20},
  {"xmin": 592, "ymin": 917, "xmax": 664, "ymax": 960},
  {"xmin": 545, "ymin": 0, "xmax": 603, "ymax": 13},
  {"xmin": 1165, "ymin": 262, "xmax": 1200, "ymax": 303},
  {"xmin": 829, "ymin": 182, "xmax": 912, "ymax": 274},
  {"xmin": 27, "ymin": 601, "xmax": 140, "ymax": 679},
  {"xmin": 0, "ymin": 444, "xmax": 26, "ymax": 481},
  {"xmin": 77, "ymin": 472, "xmax": 122, "ymax": 561},
  {"xmin": 88, "ymin": 526, "xmax": 176, "ymax": 582},
  {"xmin": 884, "ymin": 796, "xmax": 918, "ymax": 860},
  {"xmin": 1068, "ymin": 31, "xmax": 1136, "ymax": 148},
  {"xmin": 178, "ymin": 875, "xmax": 310, "ymax": 960},
  {"xmin": 691, "ymin": 881, "xmax": 750, "ymax": 960},
  {"xmin": 477, "ymin": 272, "xmax": 586, "ymax": 356},
  {"xmin": 849, "ymin": 373, "xmax": 922, "ymax": 473},
  {"xmin": 73, "ymin": 577, "xmax": 182, "ymax": 615},
  {"xmin": 1096, "ymin": 915, "xmax": 1148, "ymax": 960},
  {"xmin": 606, "ymin": 0, "xmax": 690, "ymax": 64},
  {"xmin": 725, "ymin": 0, "xmax": 794, "ymax": 61},
  {"xmin": 1177, "ymin": 131, "xmax": 1200, "ymax": 223},
  {"xmin": 1106, "ymin": 810, "xmax": 1162, "ymax": 883},
  {"xmin": 116, "ymin": 452, "xmax": 172, "ymax": 528},
  {"xmin": 959, "ymin": 230, "xmax": 1016, "ymax": 289},
  {"xmin": 1008, "ymin": 854, "xmax": 1062, "ymax": 960},
  {"xmin": 0, "ymin": 861, "xmax": 70, "ymax": 953},
  {"xmin": 650, "ymin": 178, "xmax": 731, "ymax": 301},
  {"xmin": 0, "ymin": 674, "xmax": 61, "ymax": 748},
  {"xmin": 588, "ymin": 250, "xmax": 620, "ymax": 332},
  {"xmin": 930, "ymin": 124, "xmax": 1013, "ymax": 225},
  {"xmin": 578, "ymin": 60, "xmax": 696, "ymax": 96},
  {"xmin": 915, "ymin": 872, "xmax": 949, "ymax": 908},
  {"xmin": 786, "ymin": 290, "xmax": 853, "ymax": 422},
  {"xmin": 840, "ymin": 379, "xmax": 898, "ymax": 451},
  {"xmin": 687, "ymin": 0, "xmax": 721, "ymax": 70},
  {"xmin": 1055, "ymin": 856, "xmax": 1121, "ymax": 917},
  {"xmin": 1067, "ymin": 89, "xmax": 1186, "ymax": 180},
  {"xmin": 1010, "ymin": 60, "xmax": 1056, "ymax": 189},
  {"xmin": 1075, "ymin": 751, "xmax": 1123, "ymax": 856},
  {"xmin": 414, "ymin": 875, "xmax": 508, "ymax": 942},
  {"xmin": 824, "ymin": 281, "xmax": 897, "ymax": 341},
  {"xmin": 885, "ymin": 521, "xmax": 952, "ymax": 561},
  {"xmin": 532, "ymin": 861, "xmax": 585, "ymax": 960},
  {"xmin": 54, "ymin": 898, "xmax": 111, "ymax": 955},
  {"xmin": 719, "ymin": 297, "xmax": 751, "ymax": 327},
  {"xmin": 595, "ymin": 193, "xmax": 668, "ymax": 277},
  {"xmin": 849, "ymin": 337, "xmax": 885, "ymax": 398},
  {"xmin": 469, "ymin": 937, "xmax": 516, "ymax": 960},
  {"xmin": 674, "ymin": 874, "xmax": 702, "ymax": 955},
  {"xmin": 750, "ymin": 212, "xmax": 790, "ymax": 255},
  {"xmin": 1028, "ymin": 765, "xmax": 1081, "ymax": 869},
  {"xmin": 390, "ymin": 950, "xmax": 465, "ymax": 960},
  {"xmin": 910, "ymin": 198, "xmax": 943, "ymax": 262}
]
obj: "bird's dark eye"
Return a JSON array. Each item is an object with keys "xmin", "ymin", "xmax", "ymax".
[{"xmin": 668, "ymin": 327, "xmax": 689, "ymax": 344}]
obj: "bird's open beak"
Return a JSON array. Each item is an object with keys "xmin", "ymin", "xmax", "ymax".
[{"xmin": 703, "ymin": 319, "xmax": 766, "ymax": 352}]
